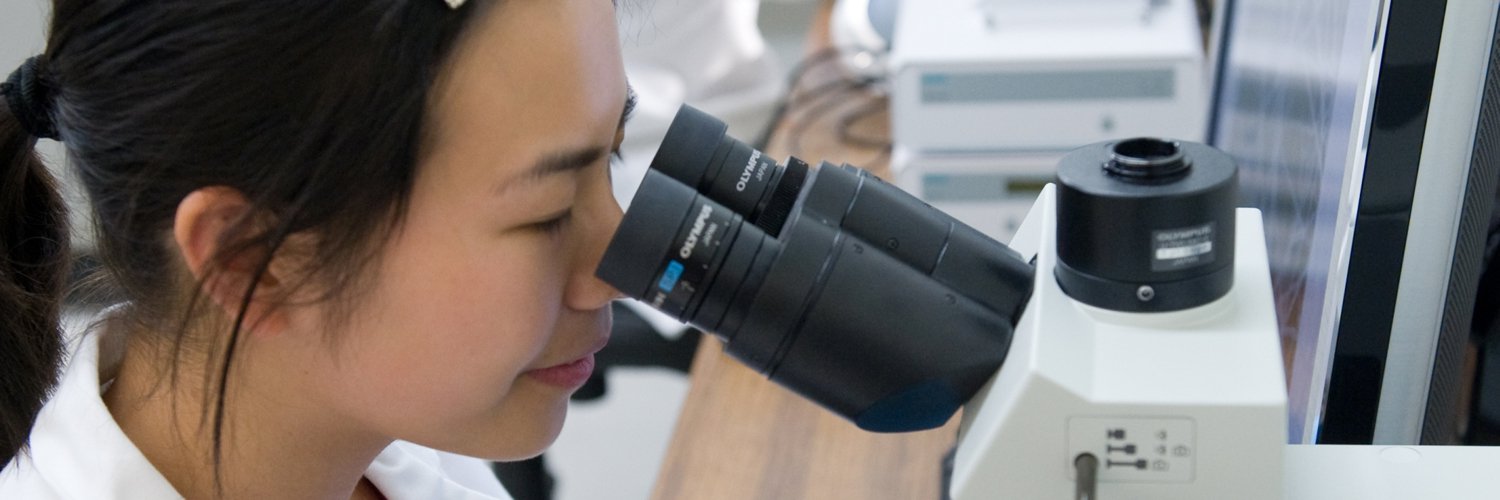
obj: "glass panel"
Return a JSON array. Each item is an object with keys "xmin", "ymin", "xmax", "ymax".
[{"xmin": 1210, "ymin": 0, "xmax": 1385, "ymax": 443}]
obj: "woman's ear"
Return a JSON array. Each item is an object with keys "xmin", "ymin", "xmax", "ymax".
[{"xmin": 172, "ymin": 186, "xmax": 287, "ymax": 336}]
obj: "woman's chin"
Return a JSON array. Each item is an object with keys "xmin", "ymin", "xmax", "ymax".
[{"xmin": 461, "ymin": 398, "xmax": 570, "ymax": 461}]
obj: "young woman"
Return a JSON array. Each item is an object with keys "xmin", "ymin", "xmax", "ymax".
[{"xmin": 0, "ymin": 0, "xmax": 631, "ymax": 498}]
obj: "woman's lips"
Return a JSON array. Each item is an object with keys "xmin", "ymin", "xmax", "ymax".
[{"xmin": 524, "ymin": 346, "xmax": 602, "ymax": 389}]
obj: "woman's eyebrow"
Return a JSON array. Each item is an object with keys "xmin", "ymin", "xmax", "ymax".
[{"xmin": 494, "ymin": 146, "xmax": 609, "ymax": 195}]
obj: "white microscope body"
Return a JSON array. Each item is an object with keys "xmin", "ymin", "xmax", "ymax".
[
  {"xmin": 951, "ymin": 185, "xmax": 1287, "ymax": 499},
  {"xmin": 948, "ymin": 186, "xmax": 1500, "ymax": 499}
]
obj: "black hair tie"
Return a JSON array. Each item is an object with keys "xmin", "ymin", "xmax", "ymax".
[{"xmin": 2, "ymin": 57, "xmax": 60, "ymax": 141}]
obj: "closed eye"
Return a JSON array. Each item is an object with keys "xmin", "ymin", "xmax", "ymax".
[{"xmin": 530, "ymin": 210, "xmax": 573, "ymax": 237}]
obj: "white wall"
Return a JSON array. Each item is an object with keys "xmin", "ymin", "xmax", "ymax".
[{"xmin": 1, "ymin": 0, "xmax": 47, "ymax": 67}]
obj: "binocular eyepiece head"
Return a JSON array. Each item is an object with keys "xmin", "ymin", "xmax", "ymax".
[{"xmin": 600, "ymin": 106, "xmax": 1027, "ymax": 433}]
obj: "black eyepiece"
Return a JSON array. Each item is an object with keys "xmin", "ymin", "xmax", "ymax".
[
  {"xmin": 597, "ymin": 170, "xmax": 776, "ymax": 331},
  {"xmin": 596, "ymin": 172, "xmax": 698, "ymax": 300},
  {"xmin": 648, "ymin": 105, "xmax": 807, "ymax": 237},
  {"xmin": 648, "ymin": 105, "xmax": 729, "ymax": 190}
]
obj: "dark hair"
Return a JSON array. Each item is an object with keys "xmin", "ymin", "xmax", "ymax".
[
  {"xmin": 2, "ymin": 0, "xmax": 490, "ymax": 481},
  {"xmin": 0, "ymin": 98, "xmax": 69, "ymax": 468}
]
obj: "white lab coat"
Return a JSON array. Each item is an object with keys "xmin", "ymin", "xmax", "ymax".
[{"xmin": 0, "ymin": 308, "xmax": 514, "ymax": 500}]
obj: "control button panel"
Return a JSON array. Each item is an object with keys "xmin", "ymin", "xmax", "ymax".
[{"xmin": 1067, "ymin": 416, "xmax": 1195, "ymax": 483}]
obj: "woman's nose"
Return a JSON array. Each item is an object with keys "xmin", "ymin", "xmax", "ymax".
[{"xmin": 566, "ymin": 182, "xmax": 627, "ymax": 311}]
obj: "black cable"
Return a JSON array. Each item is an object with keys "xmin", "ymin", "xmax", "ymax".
[
  {"xmin": 753, "ymin": 46, "xmax": 845, "ymax": 149},
  {"xmin": 760, "ymin": 47, "xmax": 897, "ymax": 167},
  {"xmin": 834, "ymin": 94, "xmax": 891, "ymax": 150},
  {"xmin": 786, "ymin": 79, "xmax": 871, "ymax": 157},
  {"xmin": 793, "ymin": 76, "xmax": 871, "ymax": 109},
  {"xmin": 1075, "ymin": 453, "xmax": 1100, "ymax": 500}
]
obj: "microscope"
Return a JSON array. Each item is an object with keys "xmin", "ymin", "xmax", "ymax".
[{"xmin": 596, "ymin": 106, "xmax": 1483, "ymax": 499}]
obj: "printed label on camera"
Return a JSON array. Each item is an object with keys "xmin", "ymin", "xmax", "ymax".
[{"xmin": 1151, "ymin": 222, "xmax": 1215, "ymax": 271}]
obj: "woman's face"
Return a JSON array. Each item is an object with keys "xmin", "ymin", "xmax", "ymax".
[{"xmin": 282, "ymin": 0, "xmax": 628, "ymax": 460}]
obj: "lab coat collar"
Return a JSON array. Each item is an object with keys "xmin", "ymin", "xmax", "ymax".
[
  {"xmin": 366, "ymin": 442, "xmax": 512, "ymax": 500},
  {"xmin": 22, "ymin": 311, "xmax": 183, "ymax": 499}
]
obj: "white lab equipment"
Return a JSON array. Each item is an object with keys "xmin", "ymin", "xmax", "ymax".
[
  {"xmin": 890, "ymin": 147, "xmax": 1055, "ymax": 241},
  {"xmin": 889, "ymin": 0, "xmax": 1207, "ymax": 154},
  {"xmin": 885, "ymin": 0, "xmax": 1209, "ymax": 241}
]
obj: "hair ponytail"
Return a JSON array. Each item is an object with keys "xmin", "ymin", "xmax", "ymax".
[{"xmin": 0, "ymin": 96, "xmax": 69, "ymax": 467}]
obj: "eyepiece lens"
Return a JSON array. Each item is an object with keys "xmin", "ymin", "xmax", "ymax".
[
  {"xmin": 598, "ymin": 170, "xmax": 771, "ymax": 328},
  {"xmin": 649, "ymin": 105, "xmax": 730, "ymax": 191},
  {"xmin": 649, "ymin": 104, "xmax": 803, "ymax": 235},
  {"xmin": 597, "ymin": 172, "xmax": 701, "ymax": 299}
]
